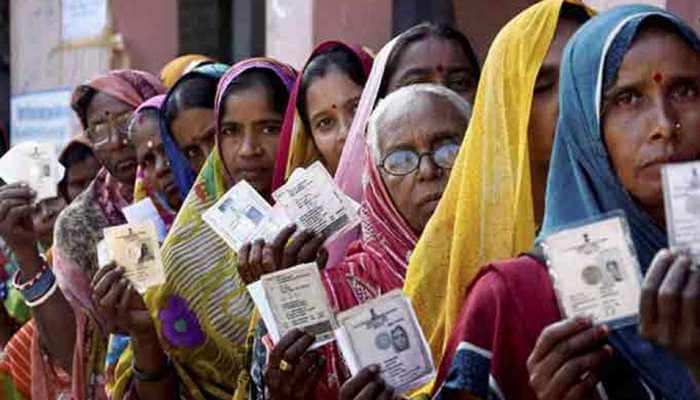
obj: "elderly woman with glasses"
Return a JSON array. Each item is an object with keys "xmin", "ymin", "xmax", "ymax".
[
  {"xmin": 0, "ymin": 70, "xmax": 163, "ymax": 399},
  {"xmin": 237, "ymin": 83, "xmax": 472, "ymax": 399}
]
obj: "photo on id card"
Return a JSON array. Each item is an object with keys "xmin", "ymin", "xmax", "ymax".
[
  {"xmin": 335, "ymin": 289, "xmax": 435, "ymax": 395},
  {"xmin": 102, "ymin": 220, "xmax": 165, "ymax": 294},
  {"xmin": 541, "ymin": 212, "xmax": 642, "ymax": 328},
  {"xmin": 662, "ymin": 161, "xmax": 700, "ymax": 265},
  {"xmin": 202, "ymin": 180, "xmax": 275, "ymax": 251}
]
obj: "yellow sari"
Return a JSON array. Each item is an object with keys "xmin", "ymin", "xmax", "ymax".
[
  {"xmin": 160, "ymin": 54, "xmax": 216, "ymax": 88},
  {"xmin": 403, "ymin": 0, "xmax": 593, "ymax": 377}
]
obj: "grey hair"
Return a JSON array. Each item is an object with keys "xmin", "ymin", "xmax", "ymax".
[{"xmin": 366, "ymin": 83, "xmax": 472, "ymax": 165}]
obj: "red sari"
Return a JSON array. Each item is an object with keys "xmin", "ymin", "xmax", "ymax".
[{"xmin": 432, "ymin": 255, "xmax": 560, "ymax": 400}]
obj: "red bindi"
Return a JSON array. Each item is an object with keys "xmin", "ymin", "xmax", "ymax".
[
  {"xmin": 436, "ymin": 64, "xmax": 444, "ymax": 73},
  {"xmin": 331, "ymin": 104, "xmax": 337, "ymax": 109},
  {"xmin": 653, "ymin": 72, "xmax": 663, "ymax": 83}
]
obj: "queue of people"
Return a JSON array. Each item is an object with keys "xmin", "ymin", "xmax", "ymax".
[{"xmin": 0, "ymin": 1, "xmax": 699, "ymax": 399}]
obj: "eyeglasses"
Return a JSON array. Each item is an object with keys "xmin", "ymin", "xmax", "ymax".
[
  {"xmin": 85, "ymin": 111, "xmax": 133, "ymax": 147},
  {"xmin": 380, "ymin": 142, "xmax": 460, "ymax": 176}
]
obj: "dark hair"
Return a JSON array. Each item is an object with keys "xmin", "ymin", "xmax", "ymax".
[
  {"xmin": 71, "ymin": 85, "xmax": 97, "ymax": 129},
  {"xmin": 164, "ymin": 74, "xmax": 219, "ymax": 123},
  {"xmin": 60, "ymin": 142, "xmax": 95, "ymax": 168},
  {"xmin": 219, "ymin": 69, "xmax": 290, "ymax": 122},
  {"xmin": 58, "ymin": 142, "xmax": 96, "ymax": 199},
  {"xmin": 379, "ymin": 22, "xmax": 481, "ymax": 98},
  {"xmin": 297, "ymin": 46, "xmax": 367, "ymax": 132},
  {"xmin": 560, "ymin": 2, "xmax": 590, "ymax": 25}
]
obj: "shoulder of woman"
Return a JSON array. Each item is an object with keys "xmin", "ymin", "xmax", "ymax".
[
  {"xmin": 53, "ymin": 185, "xmax": 108, "ymax": 266},
  {"xmin": 464, "ymin": 256, "xmax": 550, "ymax": 317}
]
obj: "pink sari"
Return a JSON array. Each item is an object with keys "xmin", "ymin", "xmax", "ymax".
[
  {"xmin": 314, "ymin": 148, "xmax": 417, "ymax": 398},
  {"xmin": 324, "ymin": 37, "xmax": 399, "ymax": 268}
]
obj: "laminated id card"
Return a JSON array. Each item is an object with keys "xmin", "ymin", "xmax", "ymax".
[
  {"xmin": 662, "ymin": 161, "xmax": 700, "ymax": 266},
  {"xmin": 541, "ymin": 213, "xmax": 642, "ymax": 328}
]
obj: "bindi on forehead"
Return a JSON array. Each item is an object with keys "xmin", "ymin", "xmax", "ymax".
[
  {"xmin": 652, "ymin": 71, "xmax": 664, "ymax": 83},
  {"xmin": 436, "ymin": 64, "xmax": 445, "ymax": 73}
]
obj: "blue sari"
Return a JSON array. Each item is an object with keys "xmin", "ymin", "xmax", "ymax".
[
  {"xmin": 160, "ymin": 63, "xmax": 229, "ymax": 199},
  {"xmin": 540, "ymin": 5, "xmax": 700, "ymax": 399}
]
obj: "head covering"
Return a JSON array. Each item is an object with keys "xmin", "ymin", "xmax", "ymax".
[
  {"xmin": 49, "ymin": 69, "xmax": 164, "ymax": 400},
  {"xmin": 130, "ymin": 95, "xmax": 179, "ymax": 228},
  {"xmin": 315, "ymin": 97, "xmax": 427, "ymax": 399},
  {"xmin": 323, "ymin": 37, "xmax": 399, "ymax": 267},
  {"xmin": 160, "ymin": 54, "xmax": 216, "ymax": 88},
  {"xmin": 403, "ymin": 0, "xmax": 594, "ymax": 370},
  {"xmin": 111, "ymin": 58, "xmax": 296, "ymax": 400},
  {"xmin": 161, "ymin": 63, "xmax": 229, "ymax": 199},
  {"xmin": 271, "ymin": 41, "xmax": 373, "ymax": 191},
  {"xmin": 71, "ymin": 70, "xmax": 165, "ymax": 129},
  {"xmin": 540, "ymin": 5, "xmax": 700, "ymax": 398}
]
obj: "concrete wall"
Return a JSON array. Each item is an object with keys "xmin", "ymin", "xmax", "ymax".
[
  {"xmin": 266, "ymin": 0, "xmax": 391, "ymax": 69},
  {"xmin": 454, "ymin": 0, "xmax": 534, "ymax": 63},
  {"xmin": 314, "ymin": 0, "xmax": 392, "ymax": 55},
  {"xmin": 112, "ymin": 0, "xmax": 178, "ymax": 75},
  {"xmin": 266, "ymin": 0, "xmax": 314, "ymax": 69}
]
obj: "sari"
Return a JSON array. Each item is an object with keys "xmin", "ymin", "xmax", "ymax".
[
  {"xmin": 110, "ymin": 58, "xmax": 296, "ymax": 400},
  {"xmin": 316, "ymin": 145, "xmax": 418, "ymax": 398},
  {"xmin": 160, "ymin": 63, "xmax": 230, "ymax": 200},
  {"xmin": 131, "ymin": 94, "xmax": 177, "ymax": 229},
  {"xmin": 434, "ymin": 5, "xmax": 700, "ymax": 399},
  {"xmin": 324, "ymin": 37, "xmax": 398, "ymax": 268},
  {"xmin": 47, "ymin": 70, "xmax": 164, "ymax": 400},
  {"xmin": 271, "ymin": 40, "xmax": 373, "ymax": 191},
  {"xmin": 403, "ymin": 0, "xmax": 594, "ymax": 373},
  {"xmin": 160, "ymin": 54, "xmax": 216, "ymax": 88}
]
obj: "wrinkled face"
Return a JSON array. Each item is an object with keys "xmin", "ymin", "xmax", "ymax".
[
  {"xmin": 603, "ymin": 27, "xmax": 700, "ymax": 219},
  {"xmin": 170, "ymin": 107, "xmax": 216, "ymax": 173},
  {"xmin": 378, "ymin": 95, "xmax": 468, "ymax": 234},
  {"xmin": 131, "ymin": 111, "xmax": 182, "ymax": 210},
  {"xmin": 385, "ymin": 37, "xmax": 478, "ymax": 102},
  {"xmin": 31, "ymin": 196, "xmax": 66, "ymax": 246},
  {"xmin": 218, "ymin": 84, "xmax": 283, "ymax": 198},
  {"xmin": 85, "ymin": 92, "xmax": 136, "ymax": 185},
  {"xmin": 63, "ymin": 154, "xmax": 100, "ymax": 203},
  {"xmin": 305, "ymin": 67, "xmax": 363, "ymax": 175},
  {"xmin": 528, "ymin": 17, "xmax": 583, "ymax": 169}
]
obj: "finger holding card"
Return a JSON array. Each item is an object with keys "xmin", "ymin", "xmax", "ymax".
[
  {"xmin": 541, "ymin": 213, "xmax": 643, "ymax": 329},
  {"xmin": 639, "ymin": 248, "xmax": 700, "ymax": 375}
]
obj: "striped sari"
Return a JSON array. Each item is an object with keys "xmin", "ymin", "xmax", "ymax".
[{"xmin": 111, "ymin": 59, "xmax": 297, "ymax": 400}]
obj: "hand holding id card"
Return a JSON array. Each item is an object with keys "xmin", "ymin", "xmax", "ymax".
[
  {"xmin": 202, "ymin": 180, "xmax": 290, "ymax": 252},
  {"xmin": 101, "ymin": 220, "xmax": 166, "ymax": 294},
  {"xmin": 0, "ymin": 141, "xmax": 65, "ymax": 201},
  {"xmin": 247, "ymin": 263, "xmax": 336, "ymax": 348},
  {"xmin": 541, "ymin": 214, "xmax": 642, "ymax": 328},
  {"xmin": 662, "ymin": 161, "xmax": 700, "ymax": 265},
  {"xmin": 335, "ymin": 289, "xmax": 435, "ymax": 395},
  {"xmin": 273, "ymin": 161, "xmax": 360, "ymax": 243}
]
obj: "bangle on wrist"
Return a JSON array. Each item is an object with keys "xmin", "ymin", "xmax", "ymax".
[
  {"xmin": 24, "ymin": 279, "xmax": 58, "ymax": 307},
  {"xmin": 132, "ymin": 355, "xmax": 172, "ymax": 382},
  {"xmin": 12, "ymin": 257, "xmax": 49, "ymax": 291}
]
